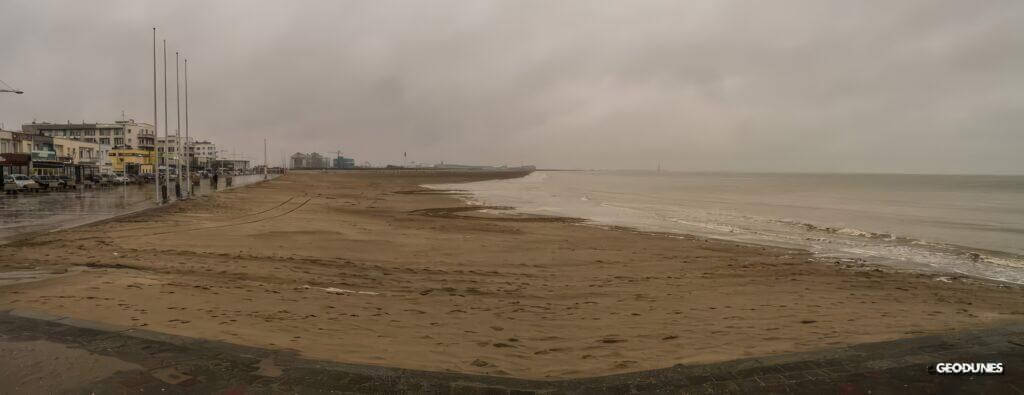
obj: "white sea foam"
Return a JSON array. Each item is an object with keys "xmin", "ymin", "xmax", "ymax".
[{"xmin": 836, "ymin": 228, "xmax": 873, "ymax": 237}]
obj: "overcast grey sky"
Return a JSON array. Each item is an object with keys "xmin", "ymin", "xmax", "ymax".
[{"xmin": 1, "ymin": 1, "xmax": 1021, "ymax": 173}]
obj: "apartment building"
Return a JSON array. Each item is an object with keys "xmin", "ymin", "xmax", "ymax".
[{"xmin": 23, "ymin": 119, "xmax": 156, "ymax": 151}]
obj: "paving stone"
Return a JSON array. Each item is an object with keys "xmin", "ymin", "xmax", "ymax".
[
  {"xmin": 781, "ymin": 371, "xmax": 810, "ymax": 383},
  {"xmin": 701, "ymin": 380, "xmax": 741, "ymax": 394},
  {"xmin": 150, "ymin": 366, "xmax": 194, "ymax": 385},
  {"xmin": 902, "ymin": 354, "xmax": 938, "ymax": 365},
  {"xmin": 733, "ymin": 377, "xmax": 764, "ymax": 392},
  {"xmin": 863, "ymin": 358, "xmax": 902, "ymax": 370},
  {"xmin": 756, "ymin": 374, "xmax": 787, "ymax": 386},
  {"xmin": 803, "ymin": 370, "xmax": 829, "ymax": 381},
  {"xmin": 731, "ymin": 365, "xmax": 776, "ymax": 378},
  {"xmin": 684, "ymin": 374, "xmax": 714, "ymax": 387}
]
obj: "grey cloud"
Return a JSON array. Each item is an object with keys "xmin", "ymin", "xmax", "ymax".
[{"xmin": 1, "ymin": 0, "xmax": 1021, "ymax": 173}]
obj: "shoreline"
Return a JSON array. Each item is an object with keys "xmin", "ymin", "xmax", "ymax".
[
  {"xmin": 2, "ymin": 170, "xmax": 1024, "ymax": 379},
  {"xmin": 424, "ymin": 180, "xmax": 1024, "ymax": 290},
  {"xmin": 426, "ymin": 171, "xmax": 1024, "ymax": 287}
]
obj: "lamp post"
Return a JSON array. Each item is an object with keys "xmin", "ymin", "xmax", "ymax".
[
  {"xmin": 1, "ymin": 79, "xmax": 24, "ymax": 183},
  {"xmin": 152, "ymin": 28, "xmax": 161, "ymax": 204},
  {"xmin": 184, "ymin": 58, "xmax": 191, "ymax": 197}
]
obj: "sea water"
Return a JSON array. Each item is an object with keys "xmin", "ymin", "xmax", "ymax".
[{"xmin": 429, "ymin": 171, "xmax": 1024, "ymax": 284}]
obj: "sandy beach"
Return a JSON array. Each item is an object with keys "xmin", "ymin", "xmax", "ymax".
[{"xmin": 1, "ymin": 170, "xmax": 1023, "ymax": 380}]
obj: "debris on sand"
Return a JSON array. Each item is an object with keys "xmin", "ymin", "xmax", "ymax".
[{"xmin": 297, "ymin": 284, "xmax": 380, "ymax": 295}]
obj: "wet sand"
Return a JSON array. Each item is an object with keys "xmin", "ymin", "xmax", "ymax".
[{"xmin": 1, "ymin": 170, "xmax": 1023, "ymax": 379}]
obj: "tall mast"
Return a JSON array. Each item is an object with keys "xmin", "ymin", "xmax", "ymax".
[
  {"xmin": 175, "ymin": 51, "xmax": 182, "ymax": 195},
  {"xmin": 184, "ymin": 58, "xmax": 190, "ymax": 197},
  {"xmin": 163, "ymin": 39, "xmax": 170, "ymax": 197},
  {"xmin": 152, "ymin": 28, "xmax": 160, "ymax": 204}
]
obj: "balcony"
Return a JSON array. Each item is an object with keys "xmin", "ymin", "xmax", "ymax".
[{"xmin": 30, "ymin": 150, "xmax": 57, "ymax": 161}]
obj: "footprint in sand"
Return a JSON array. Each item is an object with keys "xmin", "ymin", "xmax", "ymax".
[{"xmin": 613, "ymin": 360, "xmax": 638, "ymax": 369}]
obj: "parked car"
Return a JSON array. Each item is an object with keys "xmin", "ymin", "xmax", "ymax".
[
  {"xmin": 32, "ymin": 175, "xmax": 58, "ymax": 189},
  {"xmin": 4, "ymin": 175, "xmax": 25, "ymax": 192},
  {"xmin": 50, "ymin": 175, "xmax": 68, "ymax": 188},
  {"xmin": 58, "ymin": 175, "xmax": 75, "ymax": 187},
  {"xmin": 94, "ymin": 174, "xmax": 113, "ymax": 186},
  {"xmin": 10, "ymin": 174, "xmax": 39, "ymax": 190},
  {"xmin": 112, "ymin": 175, "xmax": 130, "ymax": 183}
]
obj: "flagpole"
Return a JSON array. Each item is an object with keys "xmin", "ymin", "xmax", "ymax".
[
  {"xmin": 184, "ymin": 58, "xmax": 191, "ymax": 197},
  {"xmin": 175, "ymin": 52, "xmax": 182, "ymax": 199},
  {"xmin": 163, "ymin": 39, "xmax": 170, "ymax": 201},
  {"xmin": 152, "ymin": 28, "xmax": 160, "ymax": 204}
]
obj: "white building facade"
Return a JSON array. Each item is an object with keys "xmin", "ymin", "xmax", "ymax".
[
  {"xmin": 190, "ymin": 140, "xmax": 217, "ymax": 169},
  {"xmin": 23, "ymin": 120, "xmax": 156, "ymax": 151}
]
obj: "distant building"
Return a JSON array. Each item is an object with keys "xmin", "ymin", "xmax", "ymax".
[
  {"xmin": 190, "ymin": 140, "xmax": 217, "ymax": 168},
  {"xmin": 156, "ymin": 137, "xmax": 218, "ymax": 170},
  {"xmin": 0, "ymin": 130, "xmax": 104, "ymax": 179},
  {"xmin": 52, "ymin": 137, "xmax": 104, "ymax": 166},
  {"xmin": 0, "ymin": 130, "xmax": 27, "ymax": 154},
  {"xmin": 109, "ymin": 149, "xmax": 156, "ymax": 174},
  {"xmin": 0, "ymin": 130, "xmax": 31, "ymax": 176},
  {"xmin": 308, "ymin": 152, "xmax": 326, "ymax": 168},
  {"xmin": 333, "ymin": 156, "xmax": 355, "ymax": 169},
  {"xmin": 290, "ymin": 152, "xmax": 308, "ymax": 169},
  {"xmin": 290, "ymin": 152, "xmax": 355, "ymax": 169},
  {"xmin": 156, "ymin": 136, "xmax": 187, "ymax": 168},
  {"xmin": 23, "ymin": 119, "xmax": 156, "ymax": 151}
]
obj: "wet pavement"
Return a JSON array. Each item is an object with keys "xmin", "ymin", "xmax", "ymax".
[
  {"xmin": 0, "ymin": 309, "xmax": 1021, "ymax": 394},
  {"xmin": 0, "ymin": 175, "xmax": 275, "ymax": 242}
]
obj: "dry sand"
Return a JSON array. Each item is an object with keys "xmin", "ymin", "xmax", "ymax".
[{"xmin": 1, "ymin": 170, "xmax": 1023, "ymax": 379}]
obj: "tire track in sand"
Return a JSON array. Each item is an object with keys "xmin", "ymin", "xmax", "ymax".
[
  {"xmin": 106, "ymin": 195, "xmax": 300, "ymax": 234},
  {"xmin": 145, "ymin": 197, "xmax": 313, "ymax": 237}
]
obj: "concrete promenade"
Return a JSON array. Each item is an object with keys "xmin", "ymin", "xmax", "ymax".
[{"xmin": 1, "ymin": 309, "xmax": 1021, "ymax": 394}]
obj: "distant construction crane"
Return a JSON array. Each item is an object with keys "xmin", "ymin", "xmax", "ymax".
[{"xmin": 0, "ymin": 78, "xmax": 24, "ymax": 94}]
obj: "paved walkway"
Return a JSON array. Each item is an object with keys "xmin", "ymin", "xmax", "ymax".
[{"xmin": 0, "ymin": 309, "xmax": 1021, "ymax": 394}]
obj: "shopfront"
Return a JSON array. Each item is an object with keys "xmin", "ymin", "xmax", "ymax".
[{"xmin": 0, "ymin": 153, "xmax": 31, "ymax": 179}]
